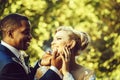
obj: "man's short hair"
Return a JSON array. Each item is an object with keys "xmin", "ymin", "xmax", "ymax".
[{"xmin": 0, "ymin": 13, "xmax": 29, "ymax": 38}]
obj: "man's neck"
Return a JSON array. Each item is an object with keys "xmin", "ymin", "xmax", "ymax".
[{"xmin": 1, "ymin": 40, "xmax": 21, "ymax": 59}]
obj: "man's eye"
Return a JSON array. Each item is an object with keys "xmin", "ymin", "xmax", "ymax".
[{"xmin": 22, "ymin": 31, "xmax": 29, "ymax": 35}]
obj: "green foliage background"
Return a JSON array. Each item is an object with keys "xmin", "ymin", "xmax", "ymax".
[{"xmin": 0, "ymin": 0, "xmax": 120, "ymax": 79}]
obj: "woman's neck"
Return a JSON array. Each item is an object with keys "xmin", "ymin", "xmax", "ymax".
[{"xmin": 69, "ymin": 55, "xmax": 78, "ymax": 71}]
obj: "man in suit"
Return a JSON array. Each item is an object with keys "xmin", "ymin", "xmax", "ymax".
[{"xmin": 0, "ymin": 13, "xmax": 62, "ymax": 80}]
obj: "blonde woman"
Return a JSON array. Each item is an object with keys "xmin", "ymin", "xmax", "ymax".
[{"xmin": 36, "ymin": 26, "xmax": 95, "ymax": 80}]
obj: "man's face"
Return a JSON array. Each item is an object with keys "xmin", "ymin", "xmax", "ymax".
[{"xmin": 12, "ymin": 20, "xmax": 32, "ymax": 50}]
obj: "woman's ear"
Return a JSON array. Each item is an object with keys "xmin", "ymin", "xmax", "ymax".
[{"xmin": 67, "ymin": 40, "xmax": 76, "ymax": 49}]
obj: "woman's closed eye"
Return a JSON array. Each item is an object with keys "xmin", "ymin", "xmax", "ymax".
[{"xmin": 56, "ymin": 37, "xmax": 62, "ymax": 40}]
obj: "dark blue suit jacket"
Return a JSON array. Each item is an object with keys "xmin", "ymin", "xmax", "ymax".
[
  {"xmin": 0, "ymin": 44, "xmax": 62, "ymax": 80},
  {"xmin": 40, "ymin": 69, "xmax": 62, "ymax": 80}
]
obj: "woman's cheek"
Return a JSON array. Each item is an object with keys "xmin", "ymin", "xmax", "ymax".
[{"xmin": 58, "ymin": 47, "xmax": 64, "ymax": 54}]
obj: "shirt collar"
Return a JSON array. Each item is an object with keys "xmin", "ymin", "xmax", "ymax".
[{"xmin": 1, "ymin": 40, "xmax": 21, "ymax": 59}]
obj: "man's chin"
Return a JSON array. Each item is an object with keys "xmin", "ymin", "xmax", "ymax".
[
  {"xmin": 23, "ymin": 43, "xmax": 30, "ymax": 50},
  {"xmin": 21, "ymin": 46, "xmax": 29, "ymax": 50}
]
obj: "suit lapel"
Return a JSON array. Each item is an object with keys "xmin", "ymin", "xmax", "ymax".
[
  {"xmin": 12, "ymin": 57, "xmax": 30, "ymax": 74},
  {"xmin": 0, "ymin": 44, "xmax": 29, "ymax": 74}
]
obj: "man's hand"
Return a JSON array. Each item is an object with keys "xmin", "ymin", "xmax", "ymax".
[
  {"xmin": 51, "ymin": 50, "xmax": 62, "ymax": 70},
  {"xmin": 41, "ymin": 51, "xmax": 52, "ymax": 66}
]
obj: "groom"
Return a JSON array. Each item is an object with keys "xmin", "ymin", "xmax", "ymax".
[{"xmin": 0, "ymin": 13, "xmax": 62, "ymax": 80}]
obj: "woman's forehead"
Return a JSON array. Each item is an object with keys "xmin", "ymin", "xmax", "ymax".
[
  {"xmin": 53, "ymin": 31, "xmax": 72, "ymax": 41},
  {"xmin": 55, "ymin": 30, "xmax": 71, "ymax": 36}
]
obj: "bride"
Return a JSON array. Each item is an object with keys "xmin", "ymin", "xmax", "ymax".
[{"xmin": 36, "ymin": 26, "xmax": 95, "ymax": 80}]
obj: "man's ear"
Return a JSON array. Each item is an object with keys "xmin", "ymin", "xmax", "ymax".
[
  {"xmin": 67, "ymin": 40, "xmax": 76, "ymax": 49},
  {"xmin": 8, "ymin": 30, "xmax": 14, "ymax": 38}
]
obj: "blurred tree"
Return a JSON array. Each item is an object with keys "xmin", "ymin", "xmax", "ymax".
[{"xmin": 0, "ymin": 0, "xmax": 120, "ymax": 79}]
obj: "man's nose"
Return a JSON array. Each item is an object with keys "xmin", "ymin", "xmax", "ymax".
[{"xmin": 28, "ymin": 34, "xmax": 32, "ymax": 40}]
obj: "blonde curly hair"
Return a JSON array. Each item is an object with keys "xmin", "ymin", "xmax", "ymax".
[{"xmin": 56, "ymin": 26, "xmax": 90, "ymax": 54}]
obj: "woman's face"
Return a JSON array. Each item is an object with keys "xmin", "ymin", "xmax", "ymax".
[{"xmin": 51, "ymin": 30, "xmax": 71, "ymax": 54}]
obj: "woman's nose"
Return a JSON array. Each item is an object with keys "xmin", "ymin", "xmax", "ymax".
[
  {"xmin": 51, "ymin": 39, "xmax": 56, "ymax": 46},
  {"xmin": 51, "ymin": 41, "xmax": 54, "ymax": 46}
]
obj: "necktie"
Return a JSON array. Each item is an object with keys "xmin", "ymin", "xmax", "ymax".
[{"xmin": 19, "ymin": 53, "xmax": 29, "ymax": 73}]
